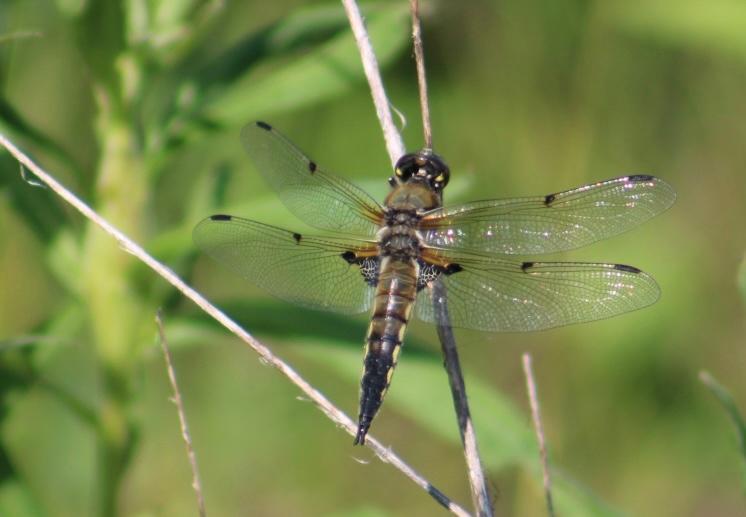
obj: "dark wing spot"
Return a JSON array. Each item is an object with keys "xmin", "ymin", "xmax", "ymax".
[
  {"xmin": 256, "ymin": 121, "xmax": 272, "ymax": 131},
  {"xmin": 544, "ymin": 193, "xmax": 556, "ymax": 206},
  {"xmin": 614, "ymin": 264, "xmax": 642, "ymax": 274},
  {"xmin": 444, "ymin": 263, "xmax": 463, "ymax": 275},
  {"xmin": 521, "ymin": 261, "xmax": 535, "ymax": 272},
  {"xmin": 292, "ymin": 232, "xmax": 302, "ymax": 243},
  {"xmin": 627, "ymin": 174, "xmax": 654, "ymax": 182},
  {"xmin": 341, "ymin": 251, "xmax": 357, "ymax": 263},
  {"xmin": 210, "ymin": 214, "xmax": 232, "ymax": 221},
  {"xmin": 308, "ymin": 161, "xmax": 317, "ymax": 173}
]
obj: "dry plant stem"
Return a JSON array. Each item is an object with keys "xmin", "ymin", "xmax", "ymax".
[
  {"xmin": 434, "ymin": 282, "xmax": 493, "ymax": 517},
  {"xmin": 0, "ymin": 133, "xmax": 469, "ymax": 517},
  {"xmin": 344, "ymin": 0, "xmax": 491, "ymax": 513},
  {"xmin": 411, "ymin": 1, "xmax": 492, "ymax": 515},
  {"xmin": 409, "ymin": 0, "xmax": 432, "ymax": 149},
  {"xmin": 156, "ymin": 311, "xmax": 207, "ymax": 517},
  {"xmin": 341, "ymin": 0, "xmax": 405, "ymax": 165},
  {"xmin": 522, "ymin": 354, "xmax": 555, "ymax": 517}
]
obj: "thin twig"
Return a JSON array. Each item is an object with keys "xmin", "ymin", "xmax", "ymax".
[
  {"xmin": 156, "ymin": 310, "xmax": 207, "ymax": 517},
  {"xmin": 0, "ymin": 132, "xmax": 469, "ymax": 517},
  {"xmin": 434, "ymin": 282, "xmax": 493, "ymax": 516},
  {"xmin": 522, "ymin": 354, "xmax": 555, "ymax": 517},
  {"xmin": 410, "ymin": 1, "xmax": 492, "ymax": 514},
  {"xmin": 341, "ymin": 0, "xmax": 405, "ymax": 165},
  {"xmin": 344, "ymin": 0, "xmax": 491, "ymax": 513},
  {"xmin": 409, "ymin": 0, "xmax": 432, "ymax": 149}
]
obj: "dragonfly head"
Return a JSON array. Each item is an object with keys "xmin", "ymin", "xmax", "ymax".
[{"xmin": 392, "ymin": 150, "xmax": 450, "ymax": 191}]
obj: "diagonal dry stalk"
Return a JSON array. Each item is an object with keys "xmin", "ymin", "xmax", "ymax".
[
  {"xmin": 342, "ymin": 0, "xmax": 493, "ymax": 514},
  {"xmin": 0, "ymin": 133, "xmax": 470, "ymax": 517}
]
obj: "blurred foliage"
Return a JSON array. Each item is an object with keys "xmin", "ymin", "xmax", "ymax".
[
  {"xmin": 0, "ymin": 0, "xmax": 745, "ymax": 516},
  {"xmin": 699, "ymin": 371, "xmax": 746, "ymax": 494}
]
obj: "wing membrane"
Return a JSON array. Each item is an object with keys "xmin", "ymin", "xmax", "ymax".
[
  {"xmin": 194, "ymin": 215, "xmax": 376, "ymax": 314},
  {"xmin": 241, "ymin": 122, "xmax": 384, "ymax": 237},
  {"xmin": 421, "ymin": 175, "xmax": 675, "ymax": 255},
  {"xmin": 415, "ymin": 253, "xmax": 660, "ymax": 332}
]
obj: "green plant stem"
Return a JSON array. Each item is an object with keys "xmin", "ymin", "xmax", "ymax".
[
  {"xmin": 96, "ymin": 369, "xmax": 137, "ymax": 517},
  {"xmin": 83, "ymin": 87, "xmax": 147, "ymax": 517}
]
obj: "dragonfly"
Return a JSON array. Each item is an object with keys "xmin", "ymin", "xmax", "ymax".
[{"xmin": 194, "ymin": 121, "xmax": 676, "ymax": 445}]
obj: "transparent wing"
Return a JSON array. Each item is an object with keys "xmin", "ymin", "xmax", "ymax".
[
  {"xmin": 420, "ymin": 175, "xmax": 675, "ymax": 255},
  {"xmin": 415, "ymin": 253, "xmax": 660, "ymax": 332},
  {"xmin": 241, "ymin": 122, "xmax": 384, "ymax": 237},
  {"xmin": 194, "ymin": 215, "xmax": 377, "ymax": 314}
]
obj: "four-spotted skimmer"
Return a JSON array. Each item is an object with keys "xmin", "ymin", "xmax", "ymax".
[{"xmin": 194, "ymin": 121, "xmax": 675, "ymax": 444}]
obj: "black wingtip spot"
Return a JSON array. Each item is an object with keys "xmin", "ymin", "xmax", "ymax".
[
  {"xmin": 210, "ymin": 214, "xmax": 232, "ymax": 221},
  {"xmin": 444, "ymin": 263, "xmax": 463, "ymax": 275},
  {"xmin": 544, "ymin": 193, "xmax": 556, "ymax": 206},
  {"xmin": 627, "ymin": 174, "xmax": 654, "ymax": 182},
  {"xmin": 614, "ymin": 264, "xmax": 642, "ymax": 274},
  {"xmin": 521, "ymin": 261, "xmax": 535, "ymax": 272},
  {"xmin": 308, "ymin": 161, "xmax": 317, "ymax": 173},
  {"xmin": 341, "ymin": 251, "xmax": 356, "ymax": 263},
  {"xmin": 256, "ymin": 121, "xmax": 272, "ymax": 131},
  {"xmin": 292, "ymin": 232, "xmax": 302, "ymax": 243}
]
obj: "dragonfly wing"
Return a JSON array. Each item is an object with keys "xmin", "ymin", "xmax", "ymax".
[
  {"xmin": 420, "ymin": 175, "xmax": 675, "ymax": 255},
  {"xmin": 415, "ymin": 252, "xmax": 660, "ymax": 332},
  {"xmin": 194, "ymin": 215, "xmax": 377, "ymax": 314},
  {"xmin": 241, "ymin": 122, "xmax": 384, "ymax": 237}
]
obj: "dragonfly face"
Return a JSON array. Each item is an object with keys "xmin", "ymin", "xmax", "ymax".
[
  {"xmin": 194, "ymin": 121, "xmax": 676, "ymax": 445},
  {"xmin": 392, "ymin": 150, "xmax": 450, "ymax": 191}
]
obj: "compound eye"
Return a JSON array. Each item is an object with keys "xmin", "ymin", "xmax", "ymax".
[
  {"xmin": 433, "ymin": 171, "xmax": 449, "ymax": 189},
  {"xmin": 395, "ymin": 167, "xmax": 404, "ymax": 177}
]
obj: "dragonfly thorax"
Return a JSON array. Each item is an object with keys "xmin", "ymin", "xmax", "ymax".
[{"xmin": 377, "ymin": 222, "xmax": 421, "ymax": 260}]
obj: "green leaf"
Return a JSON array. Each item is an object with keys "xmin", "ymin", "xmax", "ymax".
[
  {"xmin": 169, "ymin": 304, "xmax": 619, "ymax": 514},
  {"xmin": 0, "ymin": 479, "xmax": 45, "ymax": 517},
  {"xmin": 55, "ymin": 0, "xmax": 88, "ymax": 18},
  {"xmin": 190, "ymin": 4, "xmax": 357, "ymax": 90},
  {"xmin": 0, "ymin": 98, "xmax": 80, "ymax": 178},
  {"xmin": 202, "ymin": 3, "xmax": 410, "ymax": 124},
  {"xmin": 292, "ymin": 339, "xmax": 619, "ymax": 516},
  {"xmin": 606, "ymin": 0, "xmax": 746, "ymax": 61},
  {"xmin": 46, "ymin": 229, "xmax": 83, "ymax": 298},
  {"xmin": 700, "ymin": 371, "xmax": 746, "ymax": 493}
]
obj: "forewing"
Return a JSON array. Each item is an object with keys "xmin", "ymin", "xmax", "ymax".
[
  {"xmin": 194, "ymin": 215, "xmax": 377, "ymax": 314},
  {"xmin": 415, "ymin": 253, "xmax": 660, "ymax": 332},
  {"xmin": 241, "ymin": 122, "xmax": 384, "ymax": 237},
  {"xmin": 421, "ymin": 175, "xmax": 675, "ymax": 254}
]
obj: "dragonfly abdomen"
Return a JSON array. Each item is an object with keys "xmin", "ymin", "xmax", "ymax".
[{"xmin": 354, "ymin": 256, "xmax": 419, "ymax": 445}]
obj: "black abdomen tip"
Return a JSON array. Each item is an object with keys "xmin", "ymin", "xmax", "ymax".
[
  {"xmin": 210, "ymin": 214, "xmax": 232, "ymax": 221},
  {"xmin": 614, "ymin": 264, "xmax": 642, "ymax": 274},
  {"xmin": 256, "ymin": 121, "xmax": 272, "ymax": 130},
  {"xmin": 353, "ymin": 420, "xmax": 371, "ymax": 445}
]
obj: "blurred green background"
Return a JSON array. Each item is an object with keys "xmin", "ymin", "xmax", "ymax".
[{"xmin": 1, "ymin": 0, "xmax": 745, "ymax": 515}]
